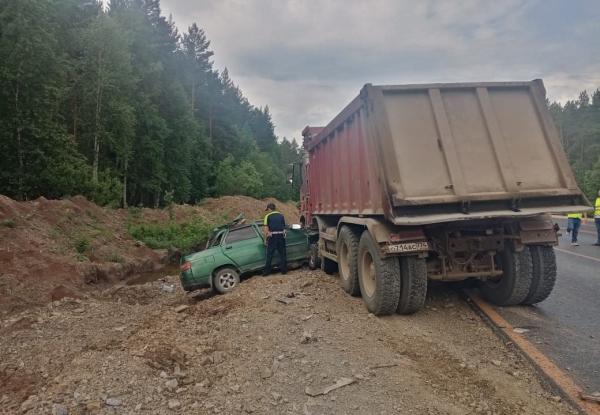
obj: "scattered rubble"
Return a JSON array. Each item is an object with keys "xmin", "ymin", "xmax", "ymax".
[
  {"xmin": 305, "ymin": 377, "xmax": 357, "ymax": 397},
  {"xmin": 580, "ymin": 391, "xmax": 600, "ymax": 403},
  {"xmin": 0, "ymin": 270, "xmax": 578, "ymax": 414}
]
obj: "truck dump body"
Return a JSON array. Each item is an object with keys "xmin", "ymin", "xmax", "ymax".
[{"xmin": 302, "ymin": 80, "xmax": 588, "ymax": 225}]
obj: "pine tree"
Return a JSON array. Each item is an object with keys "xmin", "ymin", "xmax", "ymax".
[{"xmin": 0, "ymin": 0, "xmax": 303, "ymax": 205}]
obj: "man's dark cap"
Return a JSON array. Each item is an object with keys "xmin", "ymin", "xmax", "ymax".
[{"xmin": 265, "ymin": 202, "xmax": 276, "ymax": 211}]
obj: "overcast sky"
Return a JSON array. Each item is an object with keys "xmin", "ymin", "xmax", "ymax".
[{"xmin": 159, "ymin": 0, "xmax": 600, "ymax": 142}]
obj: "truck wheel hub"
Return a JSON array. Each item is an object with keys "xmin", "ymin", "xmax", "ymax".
[{"xmin": 361, "ymin": 251, "xmax": 376, "ymax": 297}]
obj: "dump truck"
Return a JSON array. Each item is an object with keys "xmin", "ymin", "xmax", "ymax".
[{"xmin": 300, "ymin": 79, "xmax": 590, "ymax": 315}]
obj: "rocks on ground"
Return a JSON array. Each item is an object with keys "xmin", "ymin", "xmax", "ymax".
[{"xmin": 0, "ymin": 269, "xmax": 577, "ymax": 414}]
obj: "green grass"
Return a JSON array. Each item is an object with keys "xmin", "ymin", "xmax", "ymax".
[
  {"xmin": 127, "ymin": 218, "xmax": 211, "ymax": 252},
  {"xmin": 1, "ymin": 218, "xmax": 16, "ymax": 228},
  {"xmin": 128, "ymin": 206, "xmax": 142, "ymax": 220},
  {"xmin": 73, "ymin": 235, "xmax": 90, "ymax": 254},
  {"xmin": 107, "ymin": 251, "xmax": 124, "ymax": 263}
]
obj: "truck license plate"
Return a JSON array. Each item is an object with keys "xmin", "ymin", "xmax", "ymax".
[{"xmin": 386, "ymin": 241, "xmax": 429, "ymax": 253}]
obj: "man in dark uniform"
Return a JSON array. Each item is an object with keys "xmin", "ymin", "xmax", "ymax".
[{"xmin": 263, "ymin": 203, "xmax": 287, "ymax": 276}]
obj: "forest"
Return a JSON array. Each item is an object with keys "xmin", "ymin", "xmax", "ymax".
[
  {"xmin": 549, "ymin": 89, "xmax": 600, "ymax": 202},
  {"xmin": 1, "ymin": 1, "xmax": 599, "ymax": 208},
  {"xmin": 0, "ymin": 0, "xmax": 301, "ymax": 207}
]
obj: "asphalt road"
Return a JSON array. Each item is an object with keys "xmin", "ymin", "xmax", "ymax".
[{"xmin": 492, "ymin": 217, "xmax": 600, "ymax": 393}]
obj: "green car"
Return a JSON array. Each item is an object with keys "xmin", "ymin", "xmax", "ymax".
[{"xmin": 179, "ymin": 216, "xmax": 314, "ymax": 294}]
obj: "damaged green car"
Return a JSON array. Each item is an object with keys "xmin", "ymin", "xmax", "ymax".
[{"xmin": 179, "ymin": 215, "xmax": 315, "ymax": 294}]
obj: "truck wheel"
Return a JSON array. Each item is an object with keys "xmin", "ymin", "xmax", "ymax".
[
  {"xmin": 337, "ymin": 226, "xmax": 361, "ymax": 296},
  {"xmin": 521, "ymin": 246, "xmax": 556, "ymax": 305},
  {"xmin": 479, "ymin": 246, "xmax": 533, "ymax": 306},
  {"xmin": 397, "ymin": 256, "xmax": 427, "ymax": 314},
  {"xmin": 321, "ymin": 257, "xmax": 338, "ymax": 275},
  {"xmin": 308, "ymin": 243, "xmax": 321, "ymax": 270},
  {"xmin": 213, "ymin": 267, "xmax": 240, "ymax": 294},
  {"xmin": 357, "ymin": 231, "xmax": 401, "ymax": 315}
]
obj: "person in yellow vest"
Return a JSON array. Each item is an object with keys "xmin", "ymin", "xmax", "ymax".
[
  {"xmin": 262, "ymin": 203, "xmax": 287, "ymax": 276},
  {"xmin": 566, "ymin": 212, "xmax": 583, "ymax": 246},
  {"xmin": 594, "ymin": 190, "xmax": 600, "ymax": 246}
]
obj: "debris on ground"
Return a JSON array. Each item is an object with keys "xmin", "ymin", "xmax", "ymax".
[
  {"xmin": 0, "ymin": 269, "xmax": 578, "ymax": 414},
  {"xmin": 305, "ymin": 377, "xmax": 357, "ymax": 397},
  {"xmin": 580, "ymin": 392, "xmax": 600, "ymax": 403},
  {"xmin": 174, "ymin": 305, "xmax": 189, "ymax": 313}
]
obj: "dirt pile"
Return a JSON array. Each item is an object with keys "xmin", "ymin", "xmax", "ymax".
[
  {"xmin": 195, "ymin": 196, "xmax": 299, "ymax": 224},
  {"xmin": 0, "ymin": 269, "xmax": 575, "ymax": 414},
  {"xmin": 0, "ymin": 195, "xmax": 298, "ymax": 316}
]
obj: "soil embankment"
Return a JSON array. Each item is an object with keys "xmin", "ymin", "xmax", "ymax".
[{"xmin": 0, "ymin": 195, "xmax": 298, "ymax": 316}]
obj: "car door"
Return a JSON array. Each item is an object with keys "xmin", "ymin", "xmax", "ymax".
[
  {"xmin": 258, "ymin": 224, "xmax": 309, "ymax": 264},
  {"xmin": 284, "ymin": 227, "xmax": 310, "ymax": 262},
  {"xmin": 221, "ymin": 225, "xmax": 265, "ymax": 272}
]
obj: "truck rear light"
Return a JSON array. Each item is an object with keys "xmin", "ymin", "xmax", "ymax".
[{"xmin": 180, "ymin": 261, "xmax": 192, "ymax": 272}]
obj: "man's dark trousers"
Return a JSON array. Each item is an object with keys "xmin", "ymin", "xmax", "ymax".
[{"xmin": 264, "ymin": 234, "xmax": 287, "ymax": 275}]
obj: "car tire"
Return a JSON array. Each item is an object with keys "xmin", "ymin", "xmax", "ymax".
[
  {"xmin": 521, "ymin": 246, "xmax": 556, "ymax": 305},
  {"xmin": 308, "ymin": 243, "xmax": 321, "ymax": 270},
  {"xmin": 357, "ymin": 231, "xmax": 400, "ymax": 315},
  {"xmin": 397, "ymin": 256, "xmax": 427, "ymax": 314},
  {"xmin": 337, "ymin": 226, "xmax": 361, "ymax": 296},
  {"xmin": 479, "ymin": 246, "xmax": 533, "ymax": 306},
  {"xmin": 213, "ymin": 267, "xmax": 240, "ymax": 294}
]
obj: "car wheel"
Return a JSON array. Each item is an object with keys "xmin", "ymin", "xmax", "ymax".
[{"xmin": 213, "ymin": 267, "xmax": 240, "ymax": 294}]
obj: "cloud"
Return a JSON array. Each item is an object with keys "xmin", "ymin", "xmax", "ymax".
[{"xmin": 160, "ymin": 0, "xmax": 600, "ymax": 141}]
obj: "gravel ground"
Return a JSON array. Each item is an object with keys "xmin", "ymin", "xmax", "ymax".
[{"xmin": 0, "ymin": 269, "xmax": 576, "ymax": 415}]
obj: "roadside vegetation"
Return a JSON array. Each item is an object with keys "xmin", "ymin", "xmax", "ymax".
[
  {"xmin": 1, "ymin": 218, "xmax": 16, "ymax": 228},
  {"xmin": 127, "ymin": 218, "xmax": 212, "ymax": 252},
  {"xmin": 549, "ymin": 90, "xmax": 600, "ymax": 200},
  {"xmin": 0, "ymin": 0, "xmax": 301, "ymax": 208}
]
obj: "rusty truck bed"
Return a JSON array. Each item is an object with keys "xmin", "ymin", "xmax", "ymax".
[{"xmin": 302, "ymin": 80, "xmax": 589, "ymax": 225}]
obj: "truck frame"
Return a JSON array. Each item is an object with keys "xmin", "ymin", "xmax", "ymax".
[{"xmin": 300, "ymin": 80, "xmax": 590, "ymax": 315}]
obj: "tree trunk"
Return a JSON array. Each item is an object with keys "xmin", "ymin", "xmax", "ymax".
[
  {"xmin": 122, "ymin": 157, "xmax": 128, "ymax": 208},
  {"xmin": 191, "ymin": 79, "xmax": 195, "ymax": 112},
  {"xmin": 15, "ymin": 77, "xmax": 24, "ymax": 200},
  {"xmin": 208, "ymin": 101, "xmax": 213, "ymax": 142},
  {"xmin": 73, "ymin": 95, "xmax": 78, "ymax": 142},
  {"xmin": 92, "ymin": 50, "xmax": 104, "ymax": 183}
]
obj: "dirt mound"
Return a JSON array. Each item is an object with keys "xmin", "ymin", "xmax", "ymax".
[
  {"xmin": 0, "ymin": 194, "xmax": 299, "ymax": 317},
  {"xmin": 196, "ymin": 196, "xmax": 299, "ymax": 223}
]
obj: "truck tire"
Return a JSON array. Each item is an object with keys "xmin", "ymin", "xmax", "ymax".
[
  {"xmin": 521, "ymin": 246, "xmax": 557, "ymax": 305},
  {"xmin": 321, "ymin": 256, "xmax": 338, "ymax": 274},
  {"xmin": 479, "ymin": 246, "xmax": 533, "ymax": 306},
  {"xmin": 308, "ymin": 243, "xmax": 321, "ymax": 270},
  {"xmin": 357, "ymin": 231, "xmax": 401, "ymax": 315},
  {"xmin": 397, "ymin": 256, "xmax": 428, "ymax": 314},
  {"xmin": 213, "ymin": 267, "xmax": 240, "ymax": 294},
  {"xmin": 337, "ymin": 226, "xmax": 361, "ymax": 296}
]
